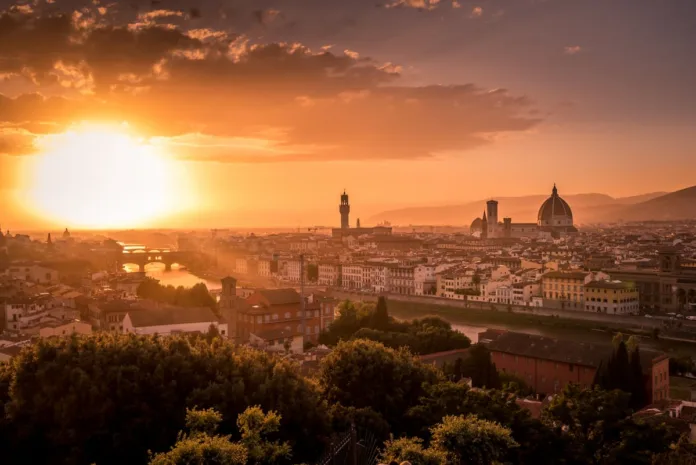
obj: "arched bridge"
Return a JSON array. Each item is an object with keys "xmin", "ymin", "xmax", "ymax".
[{"xmin": 118, "ymin": 249, "xmax": 204, "ymax": 271}]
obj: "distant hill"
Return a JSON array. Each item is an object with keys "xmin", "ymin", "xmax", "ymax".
[
  {"xmin": 607, "ymin": 186, "xmax": 696, "ymax": 222},
  {"xmin": 367, "ymin": 191, "xmax": 668, "ymax": 226}
]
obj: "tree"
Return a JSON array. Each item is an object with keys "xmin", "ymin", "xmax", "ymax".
[
  {"xmin": 380, "ymin": 437, "xmax": 446, "ymax": 465},
  {"xmin": 149, "ymin": 407, "xmax": 291, "ymax": 465},
  {"xmin": 652, "ymin": 435, "xmax": 696, "ymax": 465},
  {"xmin": 306, "ymin": 264, "xmax": 319, "ymax": 283},
  {"xmin": 369, "ymin": 296, "xmax": 390, "ymax": 331},
  {"xmin": 629, "ymin": 344, "xmax": 647, "ymax": 409},
  {"xmin": 319, "ymin": 339, "xmax": 442, "ymax": 432},
  {"xmin": 0, "ymin": 334, "xmax": 330, "ymax": 465},
  {"xmin": 149, "ymin": 407, "xmax": 248, "ymax": 465},
  {"xmin": 429, "ymin": 415, "xmax": 517, "ymax": 465},
  {"xmin": 457, "ymin": 344, "xmax": 500, "ymax": 389},
  {"xmin": 237, "ymin": 406, "xmax": 292, "ymax": 465},
  {"xmin": 542, "ymin": 384, "xmax": 676, "ymax": 464},
  {"xmin": 406, "ymin": 382, "xmax": 565, "ymax": 465},
  {"xmin": 594, "ymin": 339, "xmax": 646, "ymax": 409}
]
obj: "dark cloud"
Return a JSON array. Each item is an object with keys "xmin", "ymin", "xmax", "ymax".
[{"xmin": 0, "ymin": 0, "xmax": 541, "ymax": 162}]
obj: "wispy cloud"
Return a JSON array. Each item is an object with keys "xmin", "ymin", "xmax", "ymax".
[
  {"xmin": 470, "ymin": 6, "xmax": 483, "ymax": 18},
  {"xmin": 564, "ymin": 45, "xmax": 582, "ymax": 55}
]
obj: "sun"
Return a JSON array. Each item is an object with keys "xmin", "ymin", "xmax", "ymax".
[{"xmin": 25, "ymin": 123, "xmax": 185, "ymax": 229}]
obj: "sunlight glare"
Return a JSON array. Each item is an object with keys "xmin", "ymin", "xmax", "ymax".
[{"xmin": 26, "ymin": 124, "xmax": 181, "ymax": 229}]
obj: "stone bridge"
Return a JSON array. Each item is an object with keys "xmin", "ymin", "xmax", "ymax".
[{"xmin": 118, "ymin": 249, "xmax": 203, "ymax": 271}]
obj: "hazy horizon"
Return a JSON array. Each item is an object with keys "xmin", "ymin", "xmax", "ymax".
[{"xmin": 2, "ymin": 0, "xmax": 696, "ymax": 229}]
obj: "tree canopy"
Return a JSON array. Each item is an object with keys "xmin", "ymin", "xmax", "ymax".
[
  {"xmin": 319, "ymin": 299, "xmax": 470, "ymax": 355},
  {"xmin": 0, "ymin": 334, "xmax": 329, "ymax": 465}
]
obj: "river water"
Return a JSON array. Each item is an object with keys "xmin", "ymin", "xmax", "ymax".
[{"xmin": 124, "ymin": 263, "xmax": 221, "ymax": 291}]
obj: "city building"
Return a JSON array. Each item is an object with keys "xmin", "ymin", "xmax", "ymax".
[
  {"xmin": 610, "ymin": 249, "xmax": 696, "ymax": 313},
  {"xmin": 235, "ymin": 288, "xmax": 323, "ymax": 345},
  {"xmin": 486, "ymin": 331, "xmax": 669, "ymax": 404},
  {"xmin": 122, "ymin": 307, "xmax": 226, "ymax": 337},
  {"xmin": 331, "ymin": 191, "xmax": 393, "ymax": 242},
  {"xmin": 541, "ymin": 270, "xmax": 604, "ymax": 310},
  {"xmin": 584, "ymin": 280, "xmax": 639, "ymax": 314},
  {"xmin": 470, "ymin": 185, "xmax": 578, "ymax": 239}
]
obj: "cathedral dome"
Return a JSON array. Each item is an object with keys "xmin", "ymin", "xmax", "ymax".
[
  {"xmin": 538, "ymin": 184, "xmax": 574, "ymax": 227},
  {"xmin": 470, "ymin": 217, "xmax": 483, "ymax": 231}
]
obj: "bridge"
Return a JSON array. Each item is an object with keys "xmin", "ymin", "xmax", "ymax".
[{"xmin": 118, "ymin": 249, "xmax": 204, "ymax": 271}]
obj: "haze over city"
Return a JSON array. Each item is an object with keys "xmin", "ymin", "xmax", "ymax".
[
  {"xmin": 4, "ymin": 1, "xmax": 696, "ymax": 464},
  {"xmin": 2, "ymin": 0, "xmax": 696, "ymax": 229}
]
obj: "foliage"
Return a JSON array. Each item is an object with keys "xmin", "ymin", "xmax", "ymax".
[
  {"xmin": 500, "ymin": 372, "xmax": 535, "ymax": 397},
  {"xmin": 137, "ymin": 278, "xmax": 217, "ymax": 310},
  {"xmin": 306, "ymin": 264, "xmax": 318, "ymax": 283},
  {"xmin": 651, "ymin": 435, "xmax": 696, "ymax": 465},
  {"xmin": 369, "ymin": 296, "xmax": 390, "ymax": 330},
  {"xmin": 448, "ymin": 344, "xmax": 500, "ymax": 389},
  {"xmin": 319, "ymin": 339, "xmax": 442, "ymax": 432},
  {"xmin": 543, "ymin": 384, "xmax": 678, "ymax": 464},
  {"xmin": 406, "ymin": 382, "xmax": 565, "ymax": 465},
  {"xmin": 317, "ymin": 300, "xmax": 374, "ymax": 346},
  {"xmin": 0, "ymin": 333, "xmax": 330, "ymax": 465},
  {"xmin": 430, "ymin": 414, "xmax": 518, "ymax": 465},
  {"xmin": 148, "ymin": 431, "xmax": 248, "ymax": 465},
  {"xmin": 320, "ymin": 300, "xmax": 470, "ymax": 355},
  {"xmin": 380, "ymin": 437, "xmax": 446, "ymax": 465},
  {"xmin": 593, "ymin": 336, "xmax": 646, "ymax": 409},
  {"xmin": 236, "ymin": 406, "xmax": 292, "ymax": 465},
  {"xmin": 149, "ymin": 407, "xmax": 290, "ymax": 465},
  {"xmin": 149, "ymin": 407, "xmax": 247, "ymax": 465},
  {"xmin": 670, "ymin": 355, "xmax": 694, "ymax": 376}
]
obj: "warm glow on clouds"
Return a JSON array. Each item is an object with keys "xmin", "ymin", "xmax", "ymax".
[{"xmin": 1, "ymin": 0, "xmax": 695, "ymax": 228}]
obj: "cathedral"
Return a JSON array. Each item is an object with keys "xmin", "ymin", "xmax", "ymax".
[{"xmin": 471, "ymin": 185, "xmax": 578, "ymax": 239}]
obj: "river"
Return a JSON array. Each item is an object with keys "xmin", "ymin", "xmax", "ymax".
[{"xmin": 124, "ymin": 263, "xmax": 221, "ymax": 291}]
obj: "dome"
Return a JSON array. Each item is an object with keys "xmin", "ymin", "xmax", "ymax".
[
  {"xmin": 470, "ymin": 217, "xmax": 483, "ymax": 231},
  {"xmin": 537, "ymin": 184, "xmax": 574, "ymax": 227}
]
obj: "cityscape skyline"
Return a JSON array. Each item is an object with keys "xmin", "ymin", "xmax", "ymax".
[{"xmin": 1, "ymin": 0, "xmax": 696, "ymax": 228}]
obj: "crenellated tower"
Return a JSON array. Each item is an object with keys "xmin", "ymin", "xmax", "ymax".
[{"xmin": 339, "ymin": 190, "xmax": 350, "ymax": 229}]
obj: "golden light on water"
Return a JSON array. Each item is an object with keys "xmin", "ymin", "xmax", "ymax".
[{"xmin": 24, "ymin": 123, "xmax": 190, "ymax": 229}]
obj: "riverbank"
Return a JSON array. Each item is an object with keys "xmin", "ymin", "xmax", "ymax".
[{"xmin": 384, "ymin": 298, "xmax": 696, "ymax": 359}]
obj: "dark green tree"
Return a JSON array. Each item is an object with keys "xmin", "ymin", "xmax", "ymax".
[
  {"xmin": 306, "ymin": 264, "xmax": 319, "ymax": 283},
  {"xmin": 369, "ymin": 296, "xmax": 390, "ymax": 331},
  {"xmin": 543, "ymin": 384, "xmax": 677, "ymax": 464},
  {"xmin": 319, "ymin": 339, "xmax": 442, "ymax": 432},
  {"xmin": 458, "ymin": 344, "xmax": 500, "ymax": 389},
  {"xmin": 0, "ymin": 334, "xmax": 330, "ymax": 465}
]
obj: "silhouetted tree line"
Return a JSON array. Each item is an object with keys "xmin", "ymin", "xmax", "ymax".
[
  {"xmin": 137, "ymin": 277, "xmax": 216, "ymax": 310},
  {"xmin": 0, "ymin": 330, "xmax": 691, "ymax": 465},
  {"xmin": 318, "ymin": 297, "xmax": 471, "ymax": 354}
]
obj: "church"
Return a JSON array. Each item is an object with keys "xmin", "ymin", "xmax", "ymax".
[{"xmin": 471, "ymin": 185, "xmax": 578, "ymax": 239}]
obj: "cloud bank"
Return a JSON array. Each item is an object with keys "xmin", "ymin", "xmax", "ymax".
[{"xmin": 0, "ymin": 0, "xmax": 541, "ymax": 162}]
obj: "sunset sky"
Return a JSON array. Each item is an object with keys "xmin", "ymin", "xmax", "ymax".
[{"xmin": 1, "ymin": 0, "xmax": 695, "ymax": 229}]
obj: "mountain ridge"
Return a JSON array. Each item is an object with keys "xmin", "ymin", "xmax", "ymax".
[{"xmin": 366, "ymin": 191, "xmax": 673, "ymax": 226}]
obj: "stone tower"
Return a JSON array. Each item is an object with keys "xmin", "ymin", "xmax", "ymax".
[
  {"xmin": 339, "ymin": 190, "xmax": 350, "ymax": 230},
  {"xmin": 219, "ymin": 276, "xmax": 238, "ymax": 341},
  {"xmin": 481, "ymin": 210, "xmax": 488, "ymax": 239},
  {"xmin": 486, "ymin": 200, "xmax": 498, "ymax": 238}
]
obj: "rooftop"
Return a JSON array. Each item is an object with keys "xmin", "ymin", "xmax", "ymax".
[
  {"xmin": 487, "ymin": 331, "xmax": 667, "ymax": 369},
  {"xmin": 127, "ymin": 307, "xmax": 219, "ymax": 328}
]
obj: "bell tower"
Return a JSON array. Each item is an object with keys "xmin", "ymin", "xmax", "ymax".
[{"xmin": 339, "ymin": 190, "xmax": 350, "ymax": 229}]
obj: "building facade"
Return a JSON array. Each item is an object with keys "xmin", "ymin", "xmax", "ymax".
[{"xmin": 584, "ymin": 280, "xmax": 639, "ymax": 314}]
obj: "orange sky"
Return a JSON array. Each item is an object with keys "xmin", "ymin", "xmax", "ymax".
[{"xmin": 1, "ymin": 0, "xmax": 696, "ymax": 229}]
